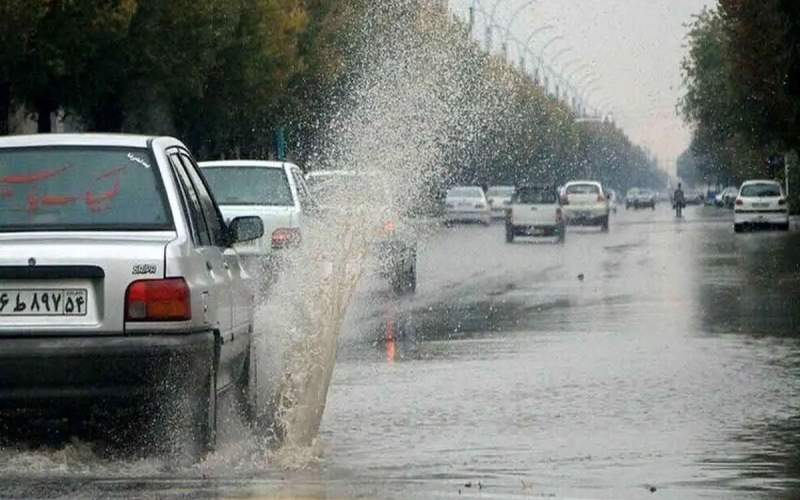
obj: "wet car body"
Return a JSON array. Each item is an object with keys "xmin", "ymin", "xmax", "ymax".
[
  {"xmin": 734, "ymin": 179, "xmax": 790, "ymax": 232},
  {"xmin": 444, "ymin": 186, "xmax": 491, "ymax": 225},
  {"xmin": 486, "ymin": 185, "xmax": 515, "ymax": 218},
  {"xmin": 625, "ymin": 188, "xmax": 656, "ymax": 209},
  {"xmin": 561, "ymin": 181, "xmax": 610, "ymax": 230},
  {"xmin": 199, "ymin": 160, "xmax": 312, "ymax": 277},
  {"xmin": 505, "ymin": 185, "xmax": 565, "ymax": 243},
  {"xmin": 0, "ymin": 134, "xmax": 264, "ymax": 453}
]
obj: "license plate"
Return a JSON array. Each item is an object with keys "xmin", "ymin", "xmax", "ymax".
[
  {"xmin": 0, "ymin": 289, "xmax": 88, "ymax": 316},
  {"xmin": 753, "ymin": 203, "xmax": 769, "ymax": 208}
]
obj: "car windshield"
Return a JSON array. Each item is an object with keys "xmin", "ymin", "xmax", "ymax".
[
  {"xmin": 447, "ymin": 187, "xmax": 483, "ymax": 198},
  {"xmin": 0, "ymin": 147, "xmax": 171, "ymax": 231},
  {"xmin": 486, "ymin": 186, "xmax": 514, "ymax": 197},
  {"xmin": 202, "ymin": 166, "xmax": 293, "ymax": 206},
  {"xmin": 741, "ymin": 183, "xmax": 781, "ymax": 197},
  {"xmin": 515, "ymin": 187, "xmax": 557, "ymax": 204},
  {"xmin": 566, "ymin": 184, "xmax": 600, "ymax": 195}
]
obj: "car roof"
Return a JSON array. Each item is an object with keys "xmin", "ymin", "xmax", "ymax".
[
  {"xmin": 0, "ymin": 133, "xmax": 158, "ymax": 149},
  {"xmin": 305, "ymin": 169, "xmax": 357, "ymax": 178},
  {"xmin": 740, "ymin": 179, "xmax": 780, "ymax": 186},
  {"xmin": 565, "ymin": 180, "xmax": 602, "ymax": 187},
  {"xmin": 199, "ymin": 160, "xmax": 295, "ymax": 169},
  {"xmin": 448, "ymin": 185, "xmax": 483, "ymax": 191}
]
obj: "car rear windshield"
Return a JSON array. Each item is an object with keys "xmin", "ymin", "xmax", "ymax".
[
  {"xmin": 447, "ymin": 187, "xmax": 483, "ymax": 198},
  {"xmin": 487, "ymin": 187, "xmax": 514, "ymax": 197},
  {"xmin": 566, "ymin": 184, "xmax": 600, "ymax": 195},
  {"xmin": 740, "ymin": 183, "xmax": 781, "ymax": 197},
  {"xmin": 202, "ymin": 166, "xmax": 293, "ymax": 206},
  {"xmin": 515, "ymin": 188, "xmax": 557, "ymax": 204},
  {"xmin": 0, "ymin": 146, "xmax": 171, "ymax": 232}
]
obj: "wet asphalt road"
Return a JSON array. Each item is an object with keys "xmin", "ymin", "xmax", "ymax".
[{"xmin": 2, "ymin": 204, "xmax": 800, "ymax": 499}]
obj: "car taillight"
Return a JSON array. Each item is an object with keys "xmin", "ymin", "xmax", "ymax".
[
  {"xmin": 125, "ymin": 278, "xmax": 191, "ymax": 322},
  {"xmin": 779, "ymin": 198, "xmax": 787, "ymax": 205},
  {"xmin": 272, "ymin": 228, "xmax": 301, "ymax": 249},
  {"xmin": 735, "ymin": 198, "xmax": 743, "ymax": 206},
  {"xmin": 597, "ymin": 194, "xmax": 606, "ymax": 202}
]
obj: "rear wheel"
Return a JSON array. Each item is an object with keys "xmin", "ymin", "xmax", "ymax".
[
  {"xmin": 779, "ymin": 221, "xmax": 790, "ymax": 231},
  {"xmin": 600, "ymin": 216, "xmax": 609, "ymax": 232},
  {"xmin": 194, "ymin": 358, "xmax": 217, "ymax": 456},
  {"xmin": 505, "ymin": 222, "xmax": 514, "ymax": 243},
  {"xmin": 734, "ymin": 223, "xmax": 744, "ymax": 233}
]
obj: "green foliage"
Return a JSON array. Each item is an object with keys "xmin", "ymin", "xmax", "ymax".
[{"xmin": 2, "ymin": 0, "xmax": 662, "ymax": 195}]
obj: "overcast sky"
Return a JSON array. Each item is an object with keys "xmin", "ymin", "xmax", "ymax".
[{"xmin": 448, "ymin": 0, "xmax": 716, "ymax": 175}]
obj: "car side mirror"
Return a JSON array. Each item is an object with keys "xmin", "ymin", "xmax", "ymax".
[{"xmin": 229, "ymin": 216, "xmax": 264, "ymax": 244}]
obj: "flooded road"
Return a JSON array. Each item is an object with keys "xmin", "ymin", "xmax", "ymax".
[{"xmin": 3, "ymin": 205, "xmax": 800, "ymax": 499}]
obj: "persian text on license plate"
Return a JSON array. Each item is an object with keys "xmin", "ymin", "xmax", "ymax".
[{"xmin": 0, "ymin": 289, "xmax": 88, "ymax": 316}]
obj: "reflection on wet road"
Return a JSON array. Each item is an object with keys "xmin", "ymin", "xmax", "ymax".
[
  {"xmin": 329, "ymin": 205, "xmax": 800, "ymax": 499},
  {"xmin": 2, "ymin": 205, "xmax": 800, "ymax": 499}
]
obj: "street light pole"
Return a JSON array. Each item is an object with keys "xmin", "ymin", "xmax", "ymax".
[{"xmin": 499, "ymin": 0, "xmax": 540, "ymax": 60}]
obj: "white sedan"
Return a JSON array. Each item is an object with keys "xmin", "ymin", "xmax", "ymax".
[
  {"xmin": 734, "ymin": 180, "xmax": 790, "ymax": 232},
  {"xmin": 444, "ymin": 186, "xmax": 491, "ymax": 225}
]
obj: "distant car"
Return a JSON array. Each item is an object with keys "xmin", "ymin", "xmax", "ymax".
[
  {"xmin": 625, "ymin": 188, "xmax": 656, "ymax": 210},
  {"xmin": 199, "ymin": 160, "xmax": 313, "ymax": 271},
  {"xmin": 505, "ymin": 185, "xmax": 565, "ymax": 243},
  {"xmin": 444, "ymin": 186, "xmax": 491, "ymax": 225},
  {"xmin": 486, "ymin": 185, "xmax": 515, "ymax": 218},
  {"xmin": 716, "ymin": 186, "xmax": 739, "ymax": 208},
  {"xmin": 0, "ymin": 134, "xmax": 265, "ymax": 455},
  {"xmin": 734, "ymin": 180, "xmax": 790, "ymax": 232},
  {"xmin": 684, "ymin": 189, "xmax": 704, "ymax": 205},
  {"xmin": 561, "ymin": 181, "xmax": 610, "ymax": 231},
  {"xmin": 305, "ymin": 170, "xmax": 417, "ymax": 293}
]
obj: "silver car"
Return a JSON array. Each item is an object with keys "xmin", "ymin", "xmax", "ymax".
[{"xmin": 0, "ymin": 134, "xmax": 264, "ymax": 455}]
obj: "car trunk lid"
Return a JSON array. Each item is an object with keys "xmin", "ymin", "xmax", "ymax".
[{"xmin": 0, "ymin": 231, "xmax": 174, "ymax": 335}]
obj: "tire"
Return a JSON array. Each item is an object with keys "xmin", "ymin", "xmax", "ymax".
[
  {"xmin": 734, "ymin": 223, "xmax": 744, "ymax": 233},
  {"xmin": 505, "ymin": 222, "xmax": 514, "ymax": 243},
  {"xmin": 600, "ymin": 216, "xmax": 609, "ymax": 232},
  {"xmin": 779, "ymin": 222, "xmax": 790, "ymax": 231}
]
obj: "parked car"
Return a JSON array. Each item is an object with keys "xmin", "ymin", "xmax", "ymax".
[
  {"xmin": 505, "ymin": 185, "xmax": 565, "ymax": 243},
  {"xmin": 684, "ymin": 189, "xmax": 705, "ymax": 205},
  {"xmin": 199, "ymin": 160, "xmax": 313, "ymax": 274},
  {"xmin": 733, "ymin": 180, "xmax": 790, "ymax": 232},
  {"xmin": 444, "ymin": 186, "xmax": 491, "ymax": 225},
  {"xmin": 305, "ymin": 170, "xmax": 417, "ymax": 293},
  {"xmin": 561, "ymin": 181, "xmax": 611, "ymax": 231},
  {"xmin": 0, "ymin": 134, "xmax": 265, "ymax": 456},
  {"xmin": 716, "ymin": 186, "xmax": 739, "ymax": 208},
  {"xmin": 625, "ymin": 188, "xmax": 656, "ymax": 210},
  {"xmin": 486, "ymin": 185, "xmax": 515, "ymax": 218}
]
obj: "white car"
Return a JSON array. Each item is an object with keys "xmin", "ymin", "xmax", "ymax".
[
  {"xmin": 505, "ymin": 185, "xmax": 565, "ymax": 243},
  {"xmin": 734, "ymin": 180, "xmax": 790, "ymax": 232},
  {"xmin": 0, "ymin": 134, "xmax": 265, "ymax": 455},
  {"xmin": 199, "ymin": 161, "xmax": 314, "ymax": 266},
  {"xmin": 561, "ymin": 181, "xmax": 610, "ymax": 231},
  {"xmin": 486, "ymin": 185, "xmax": 515, "ymax": 218},
  {"xmin": 444, "ymin": 186, "xmax": 491, "ymax": 225}
]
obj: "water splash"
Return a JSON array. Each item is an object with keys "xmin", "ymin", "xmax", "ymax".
[{"xmin": 256, "ymin": 0, "xmax": 488, "ymax": 465}]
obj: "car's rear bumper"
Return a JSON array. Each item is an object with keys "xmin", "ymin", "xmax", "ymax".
[
  {"xmin": 445, "ymin": 210, "xmax": 490, "ymax": 223},
  {"xmin": 564, "ymin": 207, "xmax": 607, "ymax": 224},
  {"xmin": 734, "ymin": 211, "xmax": 789, "ymax": 225},
  {"xmin": 0, "ymin": 332, "xmax": 214, "ymax": 409},
  {"xmin": 510, "ymin": 223, "xmax": 561, "ymax": 236}
]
